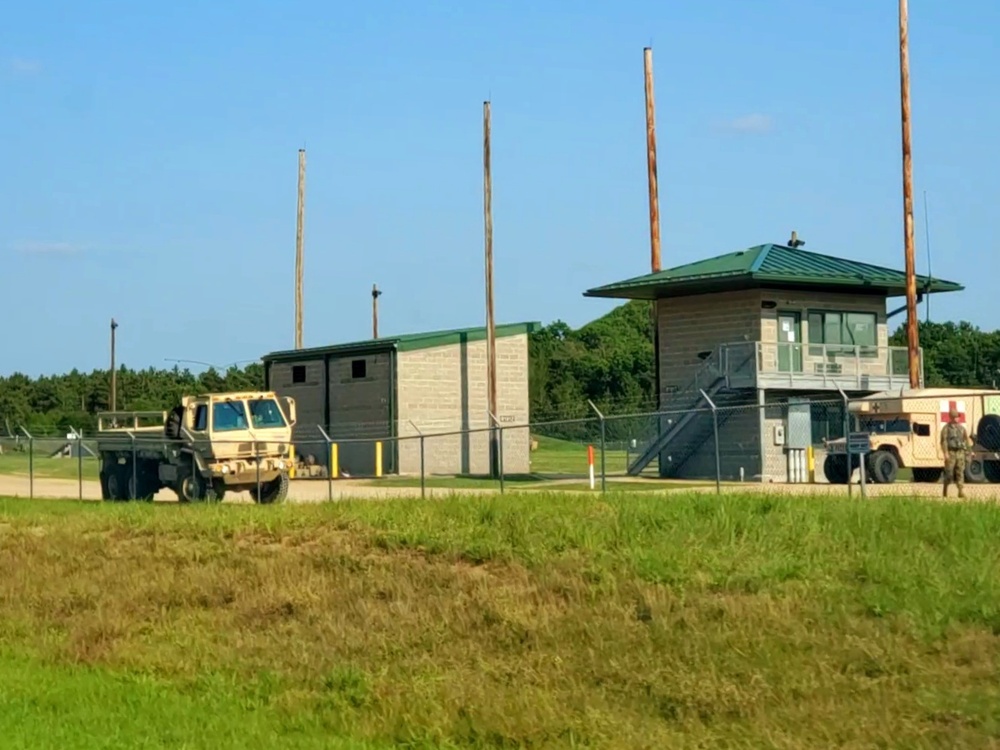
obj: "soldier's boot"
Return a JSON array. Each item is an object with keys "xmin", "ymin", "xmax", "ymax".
[
  {"xmin": 943, "ymin": 482, "xmax": 950, "ymax": 498},
  {"xmin": 958, "ymin": 484, "xmax": 966, "ymax": 499}
]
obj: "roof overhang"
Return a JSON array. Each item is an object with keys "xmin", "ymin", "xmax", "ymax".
[{"xmin": 583, "ymin": 273, "xmax": 965, "ymax": 301}]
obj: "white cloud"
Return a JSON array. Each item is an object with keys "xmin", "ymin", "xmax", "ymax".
[
  {"xmin": 714, "ymin": 113, "xmax": 774, "ymax": 134},
  {"xmin": 8, "ymin": 58, "xmax": 42, "ymax": 76},
  {"xmin": 10, "ymin": 241, "xmax": 80, "ymax": 255}
]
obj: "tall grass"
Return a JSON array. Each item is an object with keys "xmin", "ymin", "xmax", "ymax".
[{"xmin": 1, "ymin": 492, "xmax": 999, "ymax": 748}]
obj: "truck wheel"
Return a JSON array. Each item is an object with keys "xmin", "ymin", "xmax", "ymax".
[
  {"xmin": 210, "ymin": 480, "xmax": 227, "ymax": 503},
  {"xmin": 99, "ymin": 470, "xmax": 114, "ymax": 501},
  {"xmin": 179, "ymin": 472, "xmax": 208, "ymax": 502},
  {"xmin": 251, "ymin": 473, "xmax": 289, "ymax": 504},
  {"xmin": 104, "ymin": 464, "xmax": 131, "ymax": 501},
  {"xmin": 965, "ymin": 458, "xmax": 986, "ymax": 484},
  {"xmin": 913, "ymin": 468, "xmax": 943, "ymax": 483},
  {"xmin": 867, "ymin": 450, "xmax": 899, "ymax": 484},
  {"xmin": 977, "ymin": 415, "xmax": 1000, "ymax": 452},
  {"xmin": 823, "ymin": 454, "xmax": 850, "ymax": 484},
  {"xmin": 126, "ymin": 462, "xmax": 157, "ymax": 502}
]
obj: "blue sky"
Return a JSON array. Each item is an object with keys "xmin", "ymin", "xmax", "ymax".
[{"xmin": 2, "ymin": 0, "xmax": 997, "ymax": 377}]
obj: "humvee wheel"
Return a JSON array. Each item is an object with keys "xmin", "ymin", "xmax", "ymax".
[
  {"xmin": 867, "ymin": 450, "xmax": 899, "ymax": 484},
  {"xmin": 250, "ymin": 473, "xmax": 289, "ymax": 504},
  {"xmin": 965, "ymin": 458, "xmax": 986, "ymax": 484},
  {"xmin": 823, "ymin": 454, "xmax": 850, "ymax": 484},
  {"xmin": 913, "ymin": 467, "xmax": 943, "ymax": 483}
]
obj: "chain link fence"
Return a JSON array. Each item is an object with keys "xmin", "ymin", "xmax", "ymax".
[{"xmin": 3, "ymin": 389, "xmax": 1000, "ymax": 500}]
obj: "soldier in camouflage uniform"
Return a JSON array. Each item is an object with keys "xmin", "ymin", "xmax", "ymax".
[{"xmin": 941, "ymin": 407, "xmax": 971, "ymax": 498}]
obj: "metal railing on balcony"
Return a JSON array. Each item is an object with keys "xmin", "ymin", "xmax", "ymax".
[{"xmin": 704, "ymin": 342, "xmax": 922, "ymax": 390}]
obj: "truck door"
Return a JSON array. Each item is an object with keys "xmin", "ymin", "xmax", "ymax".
[{"xmin": 911, "ymin": 415, "xmax": 938, "ymax": 462}]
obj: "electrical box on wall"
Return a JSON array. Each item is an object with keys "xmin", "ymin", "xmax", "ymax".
[{"xmin": 773, "ymin": 425, "xmax": 785, "ymax": 446}]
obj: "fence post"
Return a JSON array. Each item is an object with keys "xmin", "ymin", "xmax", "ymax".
[
  {"xmin": 837, "ymin": 386, "xmax": 853, "ymax": 498},
  {"xmin": 129, "ymin": 431, "xmax": 137, "ymax": 500},
  {"xmin": 317, "ymin": 425, "xmax": 333, "ymax": 502},
  {"xmin": 20, "ymin": 427, "xmax": 34, "ymax": 500},
  {"xmin": 499, "ymin": 423, "xmax": 505, "ymax": 494},
  {"xmin": 75, "ymin": 429, "xmax": 83, "ymax": 501},
  {"xmin": 587, "ymin": 400, "xmax": 607, "ymax": 493},
  {"xmin": 700, "ymin": 389, "xmax": 722, "ymax": 495},
  {"xmin": 255, "ymin": 442, "xmax": 261, "ymax": 501},
  {"xmin": 408, "ymin": 420, "xmax": 425, "ymax": 500}
]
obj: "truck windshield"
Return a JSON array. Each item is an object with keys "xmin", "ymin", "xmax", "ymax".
[
  {"xmin": 213, "ymin": 401, "xmax": 248, "ymax": 432},
  {"xmin": 249, "ymin": 399, "xmax": 287, "ymax": 429},
  {"xmin": 859, "ymin": 417, "xmax": 911, "ymax": 434}
]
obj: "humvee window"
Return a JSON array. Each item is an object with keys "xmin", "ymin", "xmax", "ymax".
[
  {"xmin": 913, "ymin": 423, "xmax": 931, "ymax": 436},
  {"xmin": 249, "ymin": 399, "xmax": 287, "ymax": 429},
  {"xmin": 859, "ymin": 417, "xmax": 910, "ymax": 434},
  {"xmin": 194, "ymin": 405, "xmax": 208, "ymax": 432},
  {"xmin": 213, "ymin": 401, "xmax": 248, "ymax": 431}
]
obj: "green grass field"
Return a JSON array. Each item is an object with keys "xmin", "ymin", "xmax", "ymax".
[
  {"xmin": 357, "ymin": 434, "xmax": 665, "ymax": 491},
  {"xmin": 0, "ymin": 452, "xmax": 100, "ymax": 480},
  {"xmin": 1, "ymin": 492, "xmax": 999, "ymax": 748},
  {"xmin": 528, "ymin": 434, "xmax": 646, "ymax": 476}
]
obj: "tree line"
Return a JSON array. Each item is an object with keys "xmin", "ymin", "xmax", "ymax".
[{"xmin": 0, "ymin": 301, "xmax": 996, "ymax": 435}]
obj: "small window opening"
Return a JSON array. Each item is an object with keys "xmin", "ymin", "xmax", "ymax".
[
  {"xmin": 351, "ymin": 359, "xmax": 367, "ymax": 379},
  {"xmin": 292, "ymin": 365, "xmax": 306, "ymax": 384},
  {"xmin": 914, "ymin": 423, "xmax": 931, "ymax": 437}
]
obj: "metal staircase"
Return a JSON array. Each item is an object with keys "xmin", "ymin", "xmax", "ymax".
[{"xmin": 627, "ymin": 346, "xmax": 757, "ymax": 477}]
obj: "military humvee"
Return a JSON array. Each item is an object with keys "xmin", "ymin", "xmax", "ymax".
[
  {"xmin": 95, "ymin": 391, "xmax": 297, "ymax": 502},
  {"xmin": 823, "ymin": 387, "xmax": 1000, "ymax": 484}
]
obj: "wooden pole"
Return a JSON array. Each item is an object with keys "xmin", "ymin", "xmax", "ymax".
[
  {"xmin": 644, "ymin": 47, "xmax": 664, "ymax": 438},
  {"xmin": 483, "ymin": 100, "xmax": 499, "ymax": 478},
  {"xmin": 371, "ymin": 284, "xmax": 381, "ymax": 339},
  {"xmin": 110, "ymin": 318, "xmax": 118, "ymax": 413},
  {"xmin": 643, "ymin": 47, "xmax": 661, "ymax": 274},
  {"xmin": 898, "ymin": 0, "xmax": 920, "ymax": 388},
  {"xmin": 295, "ymin": 148, "xmax": 306, "ymax": 349}
]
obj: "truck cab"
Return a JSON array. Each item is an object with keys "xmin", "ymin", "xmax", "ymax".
[{"xmin": 98, "ymin": 390, "xmax": 298, "ymax": 503}]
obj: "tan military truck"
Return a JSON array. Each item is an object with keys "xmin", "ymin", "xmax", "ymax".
[
  {"xmin": 823, "ymin": 387, "xmax": 1000, "ymax": 485},
  {"xmin": 95, "ymin": 390, "xmax": 297, "ymax": 503}
]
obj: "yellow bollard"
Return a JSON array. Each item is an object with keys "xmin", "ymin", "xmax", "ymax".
[
  {"xmin": 807, "ymin": 445, "xmax": 815, "ymax": 483},
  {"xmin": 330, "ymin": 443, "xmax": 339, "ymax": 479},
  {"xmin": 375, "ymin": 441, "xmax": 383, "ymax": 477},
  {"xmin": 288, "ymin": 444, "xmax": 296, "ymax": 479}
]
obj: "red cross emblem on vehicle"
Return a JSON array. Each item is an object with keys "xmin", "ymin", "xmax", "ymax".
[{"xmin": 940, "ymin": 399, "xmax": 966, "ymax": 423}]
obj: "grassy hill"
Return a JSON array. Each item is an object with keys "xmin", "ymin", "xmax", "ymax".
[{"xmin": 2, "ymin": 492, "xmax": 999, "ymax": 748}]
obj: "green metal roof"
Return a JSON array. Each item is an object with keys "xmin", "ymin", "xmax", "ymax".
[
  {"xmin": 262, "ymin": 321, "xmax": 540, "ymax": 362},
  {"xmin": 583, "ymin": 243, "xmax": 964, "ymax": 300}
]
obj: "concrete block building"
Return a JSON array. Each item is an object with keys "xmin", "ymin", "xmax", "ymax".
[
  {"xmin": 584, "ymin": 241, "xmax": 963, "ymax": 482},
  {"xmin": 262, "ymin": 322, "xmax": 537, "ymax": 477}
]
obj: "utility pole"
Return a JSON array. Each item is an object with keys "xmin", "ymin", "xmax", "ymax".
[
  {"xmin": 483, "ymin": 99, "xmax": 499, "ymax": 478},
  {"xmin": 110, "ymin": 318, "xmax": 118, "ymax": 413},
  {"xmin": 371, "ymin": 284, "xmax": 381, "ymax": 339},
  {"xmin": 898, "ymin": 0, "xmax": 920, "ymax": 388},
  {"xmin": 295, "ymin": 148, "xmax": 306, "ymax": 349},
  {"xmin": 644, "ymin": 47, "xmax": 661, "ymax": 274},
  {"xmin": 643, "ymin": 46, "xmax": 663, "ymax": 425}
]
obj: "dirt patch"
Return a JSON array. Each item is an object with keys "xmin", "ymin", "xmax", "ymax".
[{"xmin": 2, "ymin": 474, "xmax": 998, "ymax": 504}]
